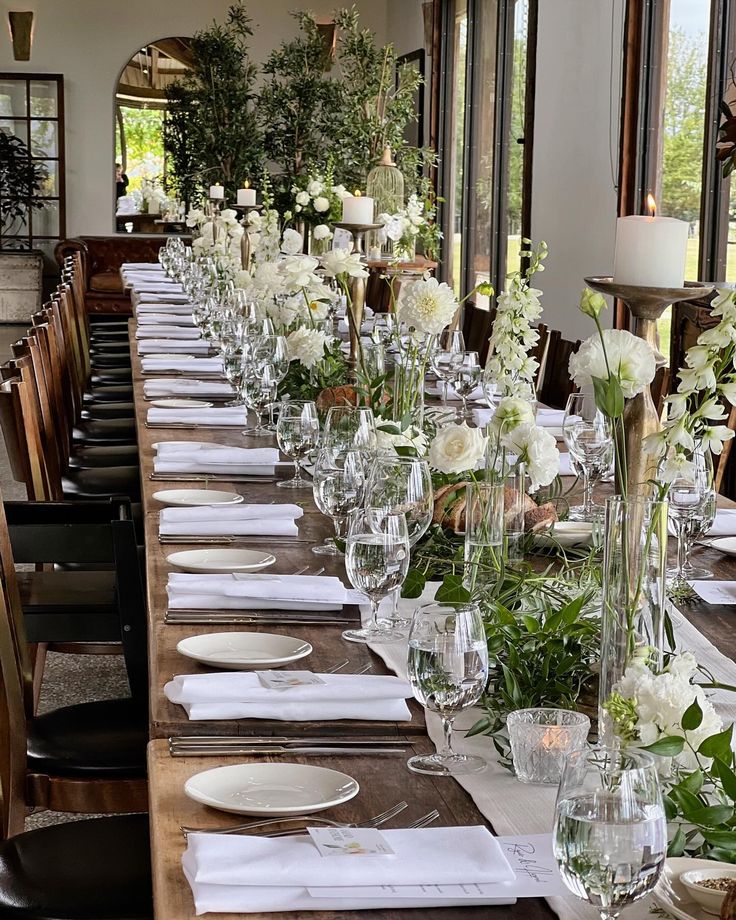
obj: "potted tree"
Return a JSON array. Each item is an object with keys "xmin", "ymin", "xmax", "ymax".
[{"xmin": 0, "ymin": 131, "xmax": 48, "ymax": 322}]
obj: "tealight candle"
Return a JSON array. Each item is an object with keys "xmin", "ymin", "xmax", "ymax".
[
  {"xmin": 209, "ymin": 183, "xmax": 224, "ymax": 200},
  {"xmin": 237, "ymin": 182, "xmax": 256, "ymax": 207},
  {"xmin": 342, "ymin": 190, "xmax": 374, "ymax": 225},
  {"xmin": 507, "ymin": 708, "xmax": 590, "ymax": 784},
  {"xmin": 613, "ymin": 195, "xmax": 688, "ymax": 288}
]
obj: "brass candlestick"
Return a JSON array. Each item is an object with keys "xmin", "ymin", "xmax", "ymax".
[
  {"xmin": 234, "ymin": 203, "xmax": 263, "ymax": 271},
  {"xmin": 334, "ymin": 221, "xmax": 382, "ymax": 368},
  {"xmin": 584, "ymin": 277, "xmax": 713, "ymax": 502},
  {"xmin": 206, "ymin": 196, "xmax": 226, "ymax": 246}
]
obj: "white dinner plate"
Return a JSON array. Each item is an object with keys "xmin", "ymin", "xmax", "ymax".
[
  {"xmin": 652, "ymin": 857, "xmax": 736, "ymax": 920},
  {"xmin": 152, "ymin": 489, "xmax": 244, "ymax": 507},
  {"xmin": 177, "ymin": 631, "xmax": 311, "ymax": 669},
  {"xmin": 150, "ymin": 398, "xmax": 213, "ymax": 409},
  {"xmin": 708, "ymin": 536, "xmax": 736, "ymax": 557},
  {"xmin": 184, "ymin": 763, "xmax": 360, "ymax": 816},
  {"xmin": 534, "ymin": 521, "xmax": 594, "ymax": 549},
  {"xmin": 165, "ymin": 548, "xmax": 275, "ymax": 573}
]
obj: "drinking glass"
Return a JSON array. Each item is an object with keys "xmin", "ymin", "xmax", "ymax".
[
  {"xmin": 450, "ymin": 351, "xmax": 482, "ymax": 420},
  {"xmin": 682, "ymin": 485, "xmax": 716, "ymax": 580},
  {"xmin": 563, "ymin": 393, "xmax": 613, "ymax": 521},
  {"xmin": 553, "ymin": 748, "xmax": 666, "ymax": 920},
  {"xmin": 430, "ymin": 329, "xmax": 465, "ymax": 403},
  {"xmin": 276, "ymin": 400, "xmax": 320, "ymax": 489},
  {"xmin": 253, "ymin": 334, "xmax": 290, "ymax": 428},
  {"xmin": 407, "ymin": 602, "xmax": 489, "ymax": 775},
  {"xmin": 464, "ymin": 481, "xmax": 505, "ymax": 589},
  {"xmin": 241, "ymin": 363, "xmax": 278, "ymax": 437},
  {"xmin": 343, "ymin": 508, "xmax": 410, "ymax": 644},
  {"xmin": 665, "ymin": 446, "xmax": 713, "ymax": 591},
  {"xmin": 361, "ymin": 341, "xmax": 386, "ymax": 381},
  {"xmin": 312, "ymin": 449, "xmax": 366, "ymax": 556},
  {"xmin": 322, "ymin": 406, "xmax": 378, "ymax": 453}
]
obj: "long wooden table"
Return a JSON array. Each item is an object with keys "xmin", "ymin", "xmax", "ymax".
[{"xmin": 132, "ymin": 318, "xmax": 736, "ymax": 920}]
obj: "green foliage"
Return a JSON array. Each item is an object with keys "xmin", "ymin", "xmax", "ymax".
[
  {"xmin": 0, "ymin": 132, "xmax": 48, "ymax": 243},
  {"xmin": 162, "ymin": 1, "xmax": 263, "ymax": 202},
  {"xmin": 278, "ymin": 339, "xmax": 350, "ymax": 408},
  {"xmin": 116, "ymin": 107, "xmax": 165, "ymax": 191}
]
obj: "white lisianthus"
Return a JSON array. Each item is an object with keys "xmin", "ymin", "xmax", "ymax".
[
  {"xmin": 501, "ymin": 423, "xmax": 560, "ymax": 492},
  {"xmin": 295, "ymin": 191, "xmax": 310, "ymax": 206},
  {"xmin": 313, "ymin": 196, "xmax": 330, "ymax": 213},
  {"xmin": 281, "ymin": 228, "xmax": 304, "ymax": 255},
  {"xmin": 375, "ymin": 424, "xmax": 428, "ymax": 456},
  {"xmin": 285, "ymin": 327, "xmax": 331, "ymax": 369},
  {"xmin": 569, "ymin": 329, "xmax": 656, "ymax": 399},
  {"xmin": 397, "ymin": 277, "xmax": 458, "ymax": 336},
  {"xmin": 428, "ymin": 423, "xmax": 487, "ymax": 474},
  {"xmin": 185, "ymin": 207, "xmax": 205, "ymax": 228},
  {"xmin": 280, "ymin": 254, "xmax": 321, "ymax": 291},
  {"xmin": 313, "ymin": 224, "xmax": 333, "ymax": 241},
  {"xmin": 488, "ymin": 397, "xmax": 535, "ymax": 435},
  {"xmin": 579, "ymin": 287, "xmax": 606, "ymax": 320},
  {"xmin": 321, "ymin": 249, "xmax": 368, "ymax": 280},
  {"xmin": 307, "ymin": 180, "xmax": 324, "ymax": 198}
]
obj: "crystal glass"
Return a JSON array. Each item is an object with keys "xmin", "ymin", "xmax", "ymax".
[
  {"xmin": 507, "ymin": 708, "xmax": 590, "ymax": 784},
  {"xmin": 553, "ymin": 748, "xmax": 666, "ymax": 920},
  {"xmin": 312, "ymin": 448, "xmax": 366, "ymax": 556},
  {"xmin": 664, "ymin": 446, "xmax": 714, "ymax": 591},
  {"xmin": 322, "ymin": 406, "xmax": 378, "ymax": 453},
  {"xmin": 682, "ymin": 485, "xmax": 716, "ymax": 580},
  {"xmin": 342, "ymin": 508, "xmax": 410, "ymax": 644},
  {"xmin": 276, "ymin": 400, "xmax": 320, "ymax": 489},
  {"xmin": 464, "ymin": 481, "xmax": 504, "ymax": 589},
  {"xmin": 430, "ymin": 328, "xmax": 465, "ymax": 403},
  {"xmin": 241, "ymin": 363, "xmax": 278, "ymax": 437},
  {"xmin": 450, "ymin": 350, "xmax": 482, "ymax": 420},
  {"xmin": 563, "ymin": 392, "xmax": 613, "ymax": 522},
  {"xmin": 361, "ymin": 340, "xmax": 386, "ymax": 381},
  {"xmin": 407, "ymin": 602, "xmax": 489, "ymax": 775}
]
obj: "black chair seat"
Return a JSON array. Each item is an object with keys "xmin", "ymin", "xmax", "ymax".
[
  {"xmin": 89, "ymin": 367, "xmax": 133, "ymax": 386},
  {"xmin": 72, "ymin": 417, "xmax": 137, "ymax": 445},
  {"xmin": 81, "ymin": 402, "xmax": 135, "ymax": 420},
  {"xmin": 62, "ymin": 465, "xmax": 140, "ymax": 501},
  {"xmin": 90, "ymin": 319, "xmax": 131, "ymax": 330},
  {"xmin": 83, "ymin": 384, "xmax": 134, "ymax": 403},
  {"xmin": 27, "ymin": 698, "xmax": 147, "ymax": 778},
  {"xmin": 0, "ymin": 813, "xmax": 152, "ymax": 919},
  {"xmin": 69, "ymin": 444, "xmax": 139, "ymax": 469},
  {"xmin": 90, "ymin": 353, "xmax": 132, "ymax": 369},
  {"xmin": 90, "ymin": 339, "xmax": 131, "ymax": 352},
  {"xmin": 90, "ymin": 328, "xmax": 131, "ymax": 341}
]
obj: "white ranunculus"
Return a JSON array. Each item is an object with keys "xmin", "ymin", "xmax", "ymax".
[
  {"xmin": 307, "ymin": 180, "xmax": 324, "ymax": 198},
  {"xmin": 428, "ymin": 423, "xmax": 487, "ymax": 474},
  {"xmin": 321, "ymin": 249, "xmax": 368, "ymax": 280},
  {"xmin": 313, "ymin": 224, "xmax": 333, "ymax": 241},
  {"xmin": 313, "ymin": 196, "xmax": 330, "ymax": 213},
  {"xmin": 285, "ymin": 327, "xmax": 331, "ymax": 369},
  {"xmin": 281, "ymin": 228, "xmax": 304, "ymax": 255},
  {"xmin": 397, "ymin": 277, "xmax": 459, "ymax": 336},
  {"xmin": 295, "ymin": 191, "xmax": 310, "ymax": 206},
  {"xmin": 488, "ymin": 397, "xmax": 535, "ymax": 436},
  {"xmin": 569, "ymin": 329, "xmax": 656, "ymax": 399},
  {"xmin": 502, "ymin": 423, "xmax": 560, "ymax": 492}
]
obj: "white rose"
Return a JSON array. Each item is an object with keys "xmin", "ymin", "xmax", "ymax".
[
  {"xmin": 281, "ymin": 228, "xmax": 304, "ymax": 256},
  {"xmin": 313, "ymin": 224, "xmax": 333, "ymax": 241},
  {"xmin": 569, "ymin": 329, "xmax": 656, "ymax": 399},
  {"xmin": 295, "ymin": 191, "xmax": 310, "ymax": 206},
  {"xmin": 428, "ymin": 423, "xmax": 486, "ymax": 474},
  {"xmin": 313, "ymin": 196, "xmax": 330, "ymax": 213},
  {"xmin": 307, "ymin": 180, "xmax": 324, "ymax": 197}
]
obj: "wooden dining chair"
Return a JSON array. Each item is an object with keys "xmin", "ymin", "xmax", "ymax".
[
  {"xmin": 528, "ymin": 323, "xmax": 550, "ymax": 386},
  {"xmin": 537, "ymin": 331, "xmax": 582, "ymax": 409},
  {"xmin": 462, "ymin": 302, "xmax": 496, "ymax": 363}
]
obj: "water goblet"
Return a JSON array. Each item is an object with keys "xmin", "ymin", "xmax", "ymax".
[
  {"xmin": 665, "ymin": 445, "xmax": 713, "ymax": 591},
  {"xmin": 430, "ymin": 328, "xmax": 465, "ymax": 403},
  {"xmin": 276, "ymin": 400, "xmax": 320, "ymax": 488},
  {"xmin": 406, "ymin": 601, "xmax": 489, "ymax": 775},
  {"xmin": 563, "ymin": 392, "xmax": 612, "ymax": 521},
  {"xmin": 450, "ymin": 351, "xmax": 482, "ymax": 420},
  {"xmin": 312, "ymin": 448, "xmax": 366, "ymax": 555},
  {"xmin": 322, "ymin": 406, "xmax": 378, "ymax": 453},
  {"xmin": 681, "ymin": 486, "xmax": 717, "ymax": 580},
  {"xmin": 241, "ymin": 363, "xmax": 278, "ymax": 437}
]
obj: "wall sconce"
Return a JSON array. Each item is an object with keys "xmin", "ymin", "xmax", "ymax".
[{"xmin": 8, "ymin": 11, "xmax": 34, "ymax": 61}]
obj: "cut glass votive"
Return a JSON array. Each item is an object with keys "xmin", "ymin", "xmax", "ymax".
[{"xmin": 506, "ymin": 708, "xmax": 590, "ymax": 784}]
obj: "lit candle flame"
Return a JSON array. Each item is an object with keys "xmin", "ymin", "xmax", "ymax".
[
  {"xmin": 646, "ymin": 194, "xmax": 657, "ymax": 218},
  {"xmin": 244, "ymin": 179, "xmax": 250, "ymax": 189},
  {"xmin": 354, "ymin": 190, "xmax": 362, "ymax": 197}
]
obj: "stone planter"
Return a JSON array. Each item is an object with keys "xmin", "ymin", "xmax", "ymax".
[{"xmin": 0, "ymin": 250, "xmax": 43, "ymax": 323}]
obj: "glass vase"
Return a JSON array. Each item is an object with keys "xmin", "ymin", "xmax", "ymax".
[
  {"xmin": 463, "ymin": 481, "xmax": 505, "ymax": 590},
  {"xmin": 503, "ymin": 461, "xmax": 526, "ymax": 565},
  {"xmin": 598, "ymin": 495, "xmax": 668, "ymax": 747},
  {"xmin": 390, "ymin": 350, "xmax": 426, "ymax": 432}
]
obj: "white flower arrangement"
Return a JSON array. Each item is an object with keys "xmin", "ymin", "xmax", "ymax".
[
  {"xmin": 280, "ymin": 228, "xmax": 304, "ymax": 255},
  {"xmin": 290, "ymin": 173, "xmax": 343, "ymax": 225},
  {"xmin": 320, "ymin": 249, "xmax": 368, "ymax": 280},
  {"xmin": 285, "ymin": 326, "xmax": 333, "ymax": 369},
  {"xmin": 428, "ymin": 423, "xmax": 487, "ymax": 474},
  {"xmin": 397, "ymin": 276, "xmax": 458, "ymax": 337},
  {"xmin": 487, "ymin": 396, "xmax": 535, "ymax": 437},
  {"xmin": 375, "ymin": 423, "xmax": 428, "ymax": 457}
]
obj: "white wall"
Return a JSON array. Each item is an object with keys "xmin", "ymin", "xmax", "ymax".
[
  {"xmin": 531, "ymin": 0, "xmax": 625, "ymax": 337},
  {"xmin": 0, "ymin": 0, "xmax": 389, "ymax": 237}
]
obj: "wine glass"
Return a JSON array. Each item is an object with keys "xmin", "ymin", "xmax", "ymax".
[
  {"xmin": 253, "ymin": 334, "xmax": 290, "ymax": 428},
  {"xmin": 312, "ymin": 448, "xmax": 366, "ymax": 555},
  {"xmin": 406, "ymin": 601, "xmax": 489, "ymax": 775},
  {"xmin": 322, "ymin": 406, "xmax": 378, "ymax": 453},
  {"xmin": 665, "ymin": 446, "xmax": 714, "ymax": 591},
  {"xmin": 682, "ymin": 485, "xmax": 717, "ymax": 580},
  {"xmin": 430, "ymin": 329, "xmax": 465, "ymax": 404},
  {"xmin": 553, "ymin": 748, "xmax": 666, "ymax": 920},
  {"xmin": 276, "ymin": 400, "xmax": 320, "ymax": 489},
  {"xmin": 342, "ymin": 507, "xmax": 410, "ymax": 644},
  {"xmin": 563, "ymin": 393, "xmax": 613, "ymax": 521},
  {"xmin": 450, "ymin": 351, "xmax": 482, "ymax": 420},
  {"xmin": 241, "ymin": 363, "xmax": 278, "ymax": 437}
]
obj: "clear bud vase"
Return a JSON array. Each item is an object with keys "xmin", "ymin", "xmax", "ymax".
[
  {"xmin": 390, "ymin": 348, "xmax": 426, "ymax": 433},
  {"xmin": 503, "ymin": 462, "xmax": 526, "ymax": 566},
  {"xmin": 463, "ymin": 481, "xmax": 505, "ymax": 591},
  {"xmin": 598, "ymin": 495, "xmax": 668, "ymax": 746}
]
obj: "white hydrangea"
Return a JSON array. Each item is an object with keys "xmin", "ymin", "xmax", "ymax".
[
  {"xmin": 569, "ymin": 328, "xmax": 656, "ymax": 399},
  {"xmin": 397, "ymin": 277, "xmax": 458, "ymax": 336},
  {"xmin": 285, "ymin": 326, "xmax": 332, "ymax": 369}
]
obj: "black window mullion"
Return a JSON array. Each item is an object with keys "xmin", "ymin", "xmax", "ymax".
[
  {"xmin": 437, "ymin": 0, "xmax": 456, "ymax": 287},
  {"xmin": 489, "ymin": 0, "xmax": 515, "ymax": 297},
  {"xmin": 460, "ymin": 0, "xmax": 479, "ymax": 301}
]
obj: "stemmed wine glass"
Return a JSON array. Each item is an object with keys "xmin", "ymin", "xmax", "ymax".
[
  {"xmin": 450, "ymin": 351, "xmax": 482, "ymax": 421},
  {"xmin": 312, "ymin": 448, "xmax": 366, "ymax": 555},
  {"xmin": 276, "ymin": 400, "xmax": 320, "ymax": 489},
  {"xmin": 253, "ymin": 334, "xmax": 289, "ymax": 428},
  {"xmin": 343, "ymin": 508, "xmax": 410, "ymax": 644},
  {"xmin": 430, "ymin": 328, "xmax": 465, "ymax": 404},
  {"xmin": 406, "ymin": 602, "xmax": 489, "ymax": 775},
  {"xmin": 553, "ymin": 748, "xmax": 666, "ymax": 920},
  {"xmin": 322, "ymin": 406, "xmax": 378, "ymax": 453},
  {"xmin": 563, "ymin": 393, "xmax": 613, "ymax": 521},
  {"xmin": 664, "ymin": 445, "xmax": 714, "ymax": 591},
  {"xmin": 681, "ymin": 486, "xmax": 717, "ymax": 580},
  {"xmin": 241, "ymin": 363, "xmax": 278, "ymax": 437}
]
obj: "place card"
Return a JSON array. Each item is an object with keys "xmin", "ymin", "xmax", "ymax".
[
  {"xmin": 256, "ymin": 670, "xmax": 325, "ymax": 690},
  {"xmin": 308, "ymin": 827, "xmax": 395, "ymax": 858},
  {"xmin": 689, "ymin": 581, "xmax": 736, "ymax": 605}
]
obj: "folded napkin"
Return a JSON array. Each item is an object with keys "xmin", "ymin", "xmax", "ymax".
[
  {"xmin": 138, "ymin": 339, "xmax": 211, "ymax": 355},
  {"xmin": 707, "ymin": 509, "xmax": 736, "ymax": 537},
  {"xmin": 137, "ymin": 292, "xmax": 190, "ymax": 303},
  {"xmin": 123, "ymin": 269, "xmax": 167, "ymax": 281},
  {"xmin": 121, "ymin": 261, "xmax": 163, "ymax": 270},
  {"xmin": 182, "ymin": 826, "xmax": 514, "ymax": 912},
  {"xmin": 141, "ymin": 356, "xmax": 224, "ymax": 375},
  {"xmin": 136, "ymin": 326, "xmax": 202, "ymax": 340},
  {"xmin": 166, "ymin": 670, "xmax": 412, "ymax": 721},
  {"xmin": 337, "ymin": 318, "xmax": 375, "ymax": 335},
  {"xmin": 154, "ymin": 443, "xmax": 278, "ymax": 476},
  {"xmin": 472, "ymin": 407, "xmax": 493, "ymax": 428},
  {"xmin": 161, "ymin": 506, "xmax": 302, "ymax": 539},
  {"xmin": 147, "ymin": 406, "xmax": 246, "ymax": 427},
  {"xmin": 558, "ymin": 452, "xmax": 573, "ymax": 476},
  {"xmin": 536, "ymin": 408, "xmax": 566, "ymax": 427},
  {"xmin": 144, "ymin": 379, "xmax": 234, "ymax": 398},
  {"xmin": 165, "ymin": 570, "xmax": 362, "ymax": 610},
  {"xmin": 426, "ymin": 383, "xmax": 485, "ymax": 401},
  {"xmin": 136, "ymin": 299, "xmax": 193, "ymax": 312},
  {"xmin": 137, "ymin": 312, "xmax": 195, "ymax": 326}
]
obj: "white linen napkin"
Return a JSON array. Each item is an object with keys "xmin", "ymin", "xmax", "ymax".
[
  {"xmin": 426, "ymin": 383, "xmax": 485, "ymax": 401},
  {"xmin": 165, "ymin": 571, "xmax": 366, "ymax": 613},
  {"xmin": 137, "ymin": 292, "xmax": 190, "ymax": 303},
  {"xmin": 138, "ymin": 339, "xmax": 211, "ymax": 355},
  {"xmin": 707, "ymin": 509, "xmax": 736, "ymax": 537},
  {"xmin": 160, "ymin": 506, "xmax": 302, "ymax": 539},
  {"xmin": 558, "ymin": 452, "xmax": 573, "ymax": 476},
  {"xmin": 136, "ymin": 300, "xmax": 193, "ymax": 312},
  {"xmin": 182, "ymin": 827, "xmax": 515, "ymax": 912},
  {"xmin": 143, "ymin": 379, "xmax": 234, "ymax": 398},
  {"xmin": 136, "ymin": 327, "xmax": 202, "ymax": 340},
  {"xmin": 132, "ymin": 281, "xmax": 184, "ymax": 294},
  {"xmin": 166, "ymin": 670, "xmax": 413, "ymax": 721},
  {"xmin": 147, "ymin": 406, "xmax": 246, "ymax": 427},
  {"xmin": 137, "ymin": 312, "xmax": 195, "ymax": 326},
  {"xmin": 141, "ymin": 356, "xmax": 224, "ymax": 375},
  {"xmin": 154, "ymin": 443, "xmax": 277, "ymax": 476},
  {"xmin": 536, "ymin": 408, "xmax": 566, "ymax": 427},
  {"xmin": 123, "ymin": 270, "xmax": 167, "ymax": 282},
  {"xmin": 472, "ymin": 407, "xmax": 493, "ymax": 427},
  {"xmin": 121, "ymin": 261, "xmax": 163, "ymax": 270},
  {"xmin": 337, "ymin": 318, "xmax": 375, "ymax": 334}
]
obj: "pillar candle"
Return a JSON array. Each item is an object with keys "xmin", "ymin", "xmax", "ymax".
[
  {"xmin": 342, "ymin": 192, "xmax": 374, "ymax": 225},
  {"xmin": 237, "ymin": 186, "xmax": 256, "ymax": 207},
  {"xmin": 613, "ymin": 198, "xmax": 688, "ymax": 287},
  {"xmin": 209, "ymin": 184, "xmax": 224, "ymax": 200}
]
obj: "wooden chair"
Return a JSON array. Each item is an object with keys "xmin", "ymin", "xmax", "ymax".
[
  {"xmin": 537, "ymin": 331, "xmax": 582, "ymax": 409},
  {"xmin": 528, "ymin": 323, "xmax": 550, "ymax": 387},
  {"xmin": 462, "ymin": 302, "xmax": 496, "ymax": 363}
]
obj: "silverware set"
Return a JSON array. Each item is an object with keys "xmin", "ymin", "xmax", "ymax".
[
  {"xmin": 150, "ymin": 474, "xmax": 278, "ymax": 483},
  {"xmin": 159, "ymin": 535, "xmax": 315, "ymax": 545},
  {"xmin": 170, "ymin": 736, "xmax": 408, "ymax": 758},
  {"xmin": 164, "ymin": 610, "xmax": 357, "ymax": 625}
]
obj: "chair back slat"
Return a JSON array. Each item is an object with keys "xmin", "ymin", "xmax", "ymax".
[{"xmin": 537, "ymin": 331, "xmax": 581, "ymax": 409}]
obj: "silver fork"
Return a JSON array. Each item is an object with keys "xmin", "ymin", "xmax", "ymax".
[
  {"xmin": 181, "ymin": 799, "xmax": 408, "ymax": 838},
  {"xmin": 263, "ymin": 808, "xmax": 440, "ymax": 838}
]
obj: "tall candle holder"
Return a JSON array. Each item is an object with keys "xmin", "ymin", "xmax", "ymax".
[
  {"xmin": 206, "ymin": 196, "xmax": 227, "ymax": 247},
  {"xmin": 584, "ymin": 276, "xmax": 713, "ymax": 501},
  {"xmin": 334, "ymin": 221, "xmax": 382, "ymax": 367},
  {"xmin": 234, "ymin": 203, "xmax": 264, "ymax": 271}
]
